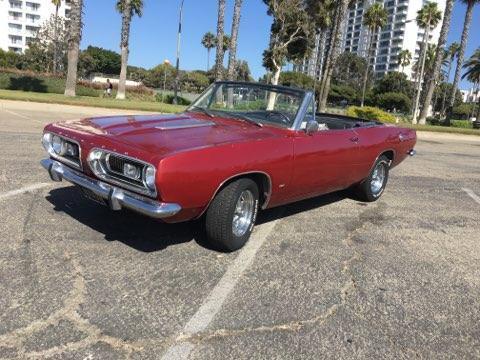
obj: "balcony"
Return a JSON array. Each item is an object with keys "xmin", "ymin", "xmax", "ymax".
[
  {"xmin": 8, "ymin": 23, "xmax": 23, "ymax": 35},
  {"xmin": 25, "ymin": 14, "xmax": 40, "ymax": 24},
  {"xmin": 25, "ymin": 2, "xmax": 41, "ymax": 12},
  {"xmin": 25, "ymin": 25, "xmax": 40, "ymax": 37},
  {"xmin": 9, "ymin": 0, "xmax": 22, "ymax": 10},
  {"xmin": 8, "ymin": 11, "xmax": 23, "ymax": 22},
  {"xmin": 9, "ymin": 35, "xmax": 23, "ymax": 46}
]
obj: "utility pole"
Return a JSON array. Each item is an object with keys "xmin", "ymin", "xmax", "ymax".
[{"xmin": 173, "ymin": 0, "xmax": 184, "ymax": 105}]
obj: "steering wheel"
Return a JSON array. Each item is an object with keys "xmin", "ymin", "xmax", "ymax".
[{"xmin": 266, "ymin": 111, "xmax": 291, "ymax": 124}]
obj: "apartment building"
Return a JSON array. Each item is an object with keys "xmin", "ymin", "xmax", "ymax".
[
  {"xmin": 0, "ymin": 0, "xmax": 71, "ymax": 54},
  {"xmin": 295, "ymin": 0, "xmax": 446, "ymax": 80}
]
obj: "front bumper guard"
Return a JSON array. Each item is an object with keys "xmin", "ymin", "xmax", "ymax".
[{"xmin": 41, "ymin": 159, "xmax": 181, "ymax": 219}]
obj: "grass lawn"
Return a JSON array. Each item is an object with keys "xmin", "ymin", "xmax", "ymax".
[
  {"xmin": 0, "ymin": 89, "xmax": 186, "ymax": 113},
  {"xmin": 402, "ymin": 123, "xmax": 480, "ymax": 136}
]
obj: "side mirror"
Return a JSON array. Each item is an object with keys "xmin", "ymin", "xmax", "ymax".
[{"xmin": 305, "ymin": 120, "xmax": 319, "ymax": 135}]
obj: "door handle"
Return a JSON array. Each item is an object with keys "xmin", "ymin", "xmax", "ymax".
[{"xmin": 350, "ymin": 137, "xmax": 359, "ymax": 143}]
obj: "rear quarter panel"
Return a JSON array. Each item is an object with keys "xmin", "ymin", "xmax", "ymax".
[{"xmin": 352, "ymin": 125, "xmax": 416, "ymax": 183}]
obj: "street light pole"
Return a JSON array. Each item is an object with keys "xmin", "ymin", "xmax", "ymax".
[{"xmin": 173, "ymin": 0, "xmax": 184, "ymax": 105}]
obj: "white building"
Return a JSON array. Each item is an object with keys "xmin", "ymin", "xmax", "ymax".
[
  {"xmin": 0, "ymin": 0, "xmax": 71, "ymax": 54},
  {"xmin": 460, "ymin": 88, "xmax": 480, "ymax": 103},
  {"xmin": 295, "ymin": 0, "xmax": 446, "ymax": 80}
]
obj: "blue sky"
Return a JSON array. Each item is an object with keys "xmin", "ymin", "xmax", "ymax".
[{"xmin": 81, "ymin": 0, "xmax": 479, "ymax": 88}]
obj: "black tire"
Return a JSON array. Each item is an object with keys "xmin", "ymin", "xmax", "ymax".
[
  {"xmin": 355, "ymin": 155, "xmax": 390, "ymax": 202},
  {"xmin": 205, "ymin": 178, "xmax": 259, "ymax": 252}
]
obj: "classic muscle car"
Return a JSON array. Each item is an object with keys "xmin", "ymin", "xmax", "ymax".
[{"xmin": 41, "ymin": 81, "xmax": 416, "ymax": 251}]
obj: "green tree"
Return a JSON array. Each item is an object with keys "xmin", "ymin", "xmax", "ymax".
[
  {"xmin": 373, "ymin": 72, "xmax": 415, "ymax": 98},
  {"xmin": 449, "ymin": 0, "xmax": 480, "ymax": 110},
  {"xmin": 214, "ymin": 0, "xmax": 226, "ymax": 80},
  {"xmin": 80, "ymin": 46, "xmax": 121, "ymax": 75},
  {"xmin": 398, "ymin": 49, "xmax": 412, "ymax": 73},
  {"xmin": 418, "ymin": 0, "xmax": 454, "ymax": 124},
  {"xmin": 201, "ymin": 32, "xmax": 217, "ymax": 71},
  {"xmin": 116, "ymin": 0, "xmax": 143, "ymax": 100},
  {"xmin": 318, "ymin": 0, "xmax": 350, "ymax": 111},
  {"xmin": 234, "ymin": 60, "xmax": 252, "ymax": 81},
  {"xmin": 227, "ymin": 0, "xmax": 243, "ymax": 81},
  {"xmin": 412, "ymin": 1, "xmax": 442, "ymax": 124},
  {"xmin": 64, "ymin": 0, "xmax": 83, "ymax": 97},
  {"xmin": 360, "ymin": 3, "xmax": 388, "ymax": 107}
]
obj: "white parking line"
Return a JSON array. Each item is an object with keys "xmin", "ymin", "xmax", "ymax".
[
  {"xmin": 161, "ymin": 217, "xmax": 281, "ymax": 360},
  {"xmin": 0, "ymin": 183, "xmax": 51, "ymax": 201},
  {"xmin": 462, "ymin": 188, "xmax": 480, "ymax": 205},
  {"xmin": 3, "ymin": 108, "xmax": 33, "ymax": 120}
]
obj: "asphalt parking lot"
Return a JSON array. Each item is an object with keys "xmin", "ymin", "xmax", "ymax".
[{"xmin": 1, "ymin": 100, "xmax": 479, "ymax": 359}]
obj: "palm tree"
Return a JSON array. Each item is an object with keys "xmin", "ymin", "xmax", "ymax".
[
  {"xmin": 201, "ymin": 32, "xmax": 217, "ymax": 71},
  {"xmin": 360, "ymin": 3, "xmax": 388, "ymax": 107},
  {"xmin": 449, "ymin": 0, "xmax": 480, "ymax": 111},
  {"xmin": 52, "ymin": 0, "xmax": 61, "ymax": 74},
  {"xmin": 64, "ymin": 0, "xmax": 83, "ymax": 97},
  {"xmin": 412, "ymin": 1, "xmax": 442, "ymax": 124},
  {"xmin": 227, "ymin": 0, "xmax": 243, "ymax": 81},
  {"xmin": 418, "ymin": 0, "xmax": 454, "ymax": 124},
  {"xmin": 462, "ymin": 48, "xmax": 480, "ymax": 119},
  {"xmin": 318, "ymin": 0, "xmax": 350, "ymax": 111},
  {"xmin": 398, "ymin": 49, "xmax": 412, "ymax": 73},
  {"xmin": 214, "ymin": 0, "xmax": 226, "ymax": 81},
  {"xmin": 440, "ymin": 42, "xmax": 460, "ymax": 115},
  {"xmin": 116, "ymin": 0, "xmax": 143, "ymax": 100}
]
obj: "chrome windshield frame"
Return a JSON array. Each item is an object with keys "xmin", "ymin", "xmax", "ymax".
[{"xmin": 186, "ymin": 81, "xmax": 311, "ymax": 130}]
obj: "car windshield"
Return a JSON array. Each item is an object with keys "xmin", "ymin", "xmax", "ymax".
[{"xmin": 186, "ymin": 82, "xmax": 305, "ymax": 128}]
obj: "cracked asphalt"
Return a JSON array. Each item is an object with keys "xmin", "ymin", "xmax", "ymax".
[{"xmin": 1, "ymin": 100, "xmax": 480, "ymax": 359}]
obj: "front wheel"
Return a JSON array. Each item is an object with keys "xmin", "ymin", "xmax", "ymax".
[
  {"xmin": 205, "ymin": 178, "xmax": 259, "ymax": 252},
  {"xmin": 355, "ymin": 155, "xmax": 390, "ymax": 202}
]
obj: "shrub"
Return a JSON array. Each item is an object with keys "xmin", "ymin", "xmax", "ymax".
[
  {"xmin": 376, "ymin": 92, "xmax": 412, "ymax": 113},
  {"xmin": 451, "ymin": 120, "xmax": 473, "ymax": 129},
  {"xmin": 155, "ymin": 93, "xmax": 191, "ymax": 105},
  {"xmin": 0, "ymin": 69, "xmax": 155, "ymax": 99},
  {"xmin": 452, "ymin": 103, "xmax": 475, "ymax": 120},
  {"xmin": 346, "ymin": 106, "xmax": 397, "ymax": 123}
]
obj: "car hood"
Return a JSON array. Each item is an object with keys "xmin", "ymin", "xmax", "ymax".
[{"xmin": 55, "ymin": 112, "xmax": 285, "ymax": 157}]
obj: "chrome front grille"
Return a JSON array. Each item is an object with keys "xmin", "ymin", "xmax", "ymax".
[
  {"xmin": 105, "ymin": 154, "xmax": 144, "ymax": 187},
  {"xmin": 107, "ymin": 154, "xmax": 126, "ymax": 174}
]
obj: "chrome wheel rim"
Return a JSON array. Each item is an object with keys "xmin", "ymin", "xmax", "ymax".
[
  {"xmin": 371, "ymin": 162, "xmax": 386, "ymax": 194},
  {"xmin": 232, "ymin": 190, "xmax": 255, "ymax": 237}
]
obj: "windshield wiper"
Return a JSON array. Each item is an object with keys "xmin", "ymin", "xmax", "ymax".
[
  {"xmin": 230, "ymin": 113, "xmax": 263, "ymax": 128},
  {"xmin": 189, "ymin": 106, "xmax": 214, "ymax": 118}
]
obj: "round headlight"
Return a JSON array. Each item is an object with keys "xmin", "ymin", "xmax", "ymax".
[
  {"xmin": 145, "ymin": 166, "xmax": 156, "ymax": 190},
  {"xmin": 52, "ymin": 135, "xmax": 66, "ymax": 156}
]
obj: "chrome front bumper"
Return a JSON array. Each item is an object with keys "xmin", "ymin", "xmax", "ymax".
[{"xmin": 41, "ymin": 159, "xmax": 181, "ymax": 219}]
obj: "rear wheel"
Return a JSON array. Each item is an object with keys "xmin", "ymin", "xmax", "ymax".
[
  {"xmin": 205, "ymin": 178, "xmax": 259, "ymax": 252},
  {"xmin": 355, "ymin": 155, "xmax": 390, "ymax": 202}
]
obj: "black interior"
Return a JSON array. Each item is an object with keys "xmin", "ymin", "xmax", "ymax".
[{"xmin": 316, "ymin": 113, "xmax": 380, "ymax": 130}]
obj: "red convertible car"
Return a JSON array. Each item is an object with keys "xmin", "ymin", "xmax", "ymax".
[{"xmin": 41, "ymin": 81, "xmax": 416, "ymax": 251}]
